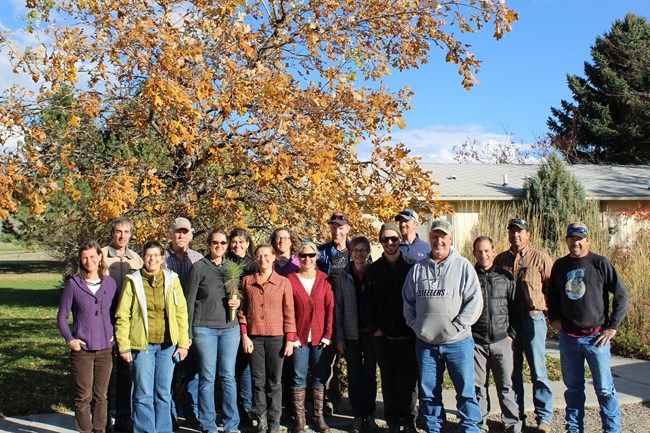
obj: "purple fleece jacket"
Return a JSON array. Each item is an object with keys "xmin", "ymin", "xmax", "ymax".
[{"xmin": 57, "ymin": 274, "xmax": 117, "ymax": 351}]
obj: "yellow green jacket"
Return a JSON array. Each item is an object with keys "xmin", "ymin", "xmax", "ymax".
[{"xmin": 115, "ymin": 269, "xmax": 190, "ymax": 353}]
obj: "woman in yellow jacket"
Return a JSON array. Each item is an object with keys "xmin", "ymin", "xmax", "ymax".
[{"xmin": 115, "ymin": 240, "xmax": 190, "ymax": 433}]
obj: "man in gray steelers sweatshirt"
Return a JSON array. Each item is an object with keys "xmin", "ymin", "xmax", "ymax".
[{"xmin": 402, "ymin": 219, "xmax": 483, "ymax": 433}]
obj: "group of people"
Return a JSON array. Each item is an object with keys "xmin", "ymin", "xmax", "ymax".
[{"xmin": 57, "ymin": 210, "xmax": 629, "ymax": 433}]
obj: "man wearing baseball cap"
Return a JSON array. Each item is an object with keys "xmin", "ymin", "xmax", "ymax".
[
  {"xmin": 317, "ymin": 212, "xmax": 353, "ymax": 285},
  {"xmin": 402, "ymin": 219, "xmax": 483, "ymax": 433},
  {"xmin": 395, "ymin": 208, "xmax": 431, "ymax": 262},
  {"xmin": 548, "ymin": 222, "xmax": 629, "ymax": 433},
  {"xmin": 165, "ymin": 217, "xmax": 204, "ymax": 429},
  {"xmin": 494, "ymin": 218, "xmax": 554, "ymax": 433}
]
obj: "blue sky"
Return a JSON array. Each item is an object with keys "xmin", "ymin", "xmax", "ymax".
[{"xmin": 1, "ymin": 0, "xmax": 649, "ymax": 162}]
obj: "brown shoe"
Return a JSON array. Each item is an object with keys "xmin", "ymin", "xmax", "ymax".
[{"xmin": 537, "ymin": 422, "xmax": 552, "ymax": 433}]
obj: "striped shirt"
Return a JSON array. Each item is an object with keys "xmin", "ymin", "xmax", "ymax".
[{"xmin": 495, "ymin": 245, "xmax": 552, "ymax": 313}]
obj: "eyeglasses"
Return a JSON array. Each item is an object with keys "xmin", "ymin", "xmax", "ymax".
[
  {"xmin": 380, "ymin": 236, "xmax": 400, "ymax": 244},
  {"xmin": 351, "ymin": 248, "xmax": 369, "ymax": 253},
  {"xmin": 298, "ymin": 253, "xmax": 317, "ymax": 258},
  {"xmin": 276, "ymin": 236, "xmax": 291, "ymax": 242},
  {"xmin": 144, "ymin": 253, "xmax": 162, "ymax": 259},
  {"xmin": 211, "ymin": 240, "xmax": 228, "ymax": 245},
  {"xmin": 567, "ymin": 227, "xmax": 588, "ymax": 235}
]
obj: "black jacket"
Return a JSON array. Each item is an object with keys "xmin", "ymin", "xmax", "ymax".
[
  {"xmin": 362, "ymin": 254, "xmax": 414, "ymax": 338},
  {"xmin": 471, "ymin": 265, "xmax": 518, "ymax": 345}
]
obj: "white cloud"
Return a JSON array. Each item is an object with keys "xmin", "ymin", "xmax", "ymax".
[{"xmin": 356, "ymin": 123, "xmax": 520, "ymax": 163}]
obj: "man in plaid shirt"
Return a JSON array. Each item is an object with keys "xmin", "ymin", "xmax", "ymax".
[{"xmin": 495, "ymin": 219, "xmax": 554, "ymax": 433}]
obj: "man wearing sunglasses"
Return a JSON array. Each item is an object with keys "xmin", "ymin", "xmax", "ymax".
[
  {"xmin": 494, "ymin": 218, "xmax": 554, "ymax": 433},
  {"xmin": 395, "ymin": 208, "xmax": 431, "ymax": 262},
  {"xmin": 363, "ymin": 223, "xmax": 418, "ymax": 433},
  {"xmin": 402, "ymin": 218, "xmax": 482, "ymax": 433},
  {"xmin": 548, "ymin": 222, "xmax": 629, "ymax": 433}
]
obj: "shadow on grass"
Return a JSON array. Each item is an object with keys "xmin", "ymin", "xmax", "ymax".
[
  {"xmin": 0, "ymin": 288, "xmax": 62, "ymax": 308},
  {"xmin": 0, "ymin": 317, "xmax": 74, "ymax": 416},
  {"xmin": 0, "ymin": 260, "xmax": 64, "ymax": 274}
]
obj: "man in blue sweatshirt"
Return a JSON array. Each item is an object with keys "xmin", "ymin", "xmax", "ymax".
[
  {"xmin": 548, "ymin": 222, "xmax": 629, "ymax": 433},
  {"xmin": 402, "ymin": 219, "xmax": 483, "ymax": 433}
]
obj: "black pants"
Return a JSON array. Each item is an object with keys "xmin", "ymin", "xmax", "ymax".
[
  {"xmin": 250, "ymin": 336, "xmax": 285, "ymax": 430},
  {"xmin": 374, "ymin": 336, "xmax": 418, "ymax": 427}
]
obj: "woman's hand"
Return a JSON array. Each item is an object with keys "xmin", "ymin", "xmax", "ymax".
[
  {"xmin": 242, "ymin": 334, "xmax": 254, "ymax": 354},
  {"xmin": 120, "ymin": 351, "xmax": 132, "ymax": 363},
  {"xmin": 68, "ymin": 338, "xmax": 87, "ymax": 352},
  {"xmin": 174, "ymin": 347, "xmax": 189, "ymax": 362},
  {"xmin": 318, "ymin": 341, "xmax": 329, "ymax": 349},
  {"xmin": 283, "ymin": 341, "xmax": 294, "ymax": 357},
  {"xmin": 228, "ymin": 298, "xmax": 241, "ymax": 309}
]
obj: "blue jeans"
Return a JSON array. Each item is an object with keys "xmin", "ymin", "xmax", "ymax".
[
  {"xmin": 344, "ymin": 333, "xmax": 377, "ymax": 418},
  {"xmin": 559, "ymin": 331, "xmax": 620, "ymax": 433},
  {"xmin": 416, "ymin": 336, "xmax": 481, "ymax": 433},
  {"xmin": 291, "ymin": 344, "xmax": 329, "ymax": 388},
  {"xmin": 130, "ymin": 343, "xmax": 176, "ymax": 433},
  {"xmin": 193, "ymin": 326, "xmax": 241, "ymax": 433},
  {"xmin": 513, "ymin": 312, "xmax": 553, "ymax": 424}
]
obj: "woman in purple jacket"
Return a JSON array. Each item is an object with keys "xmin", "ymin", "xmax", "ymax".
[{"xmin": 57, "ymin": 240, "xmax": 117, "ymax": 433}]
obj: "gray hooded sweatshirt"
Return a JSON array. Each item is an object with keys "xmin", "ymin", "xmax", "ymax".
[{"xmin": 402, "ymin": 249, "xmax": 483, "ymax": 345}]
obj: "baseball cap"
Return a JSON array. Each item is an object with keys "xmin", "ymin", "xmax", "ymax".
[
  {"xmin": 328, "ymin": 212, "xmax": 350, "ymax": 227},
  {"xmin": 507, "ymin": 218, "xmax": 529, "ymax": 230},
  {"xmin": 171, "ymin": 217, "xmax": 192, "ymax": 232},
  {"xmin": 429, "ymin": 219, "xmax": 452, "ymax": 235},
  {"xmin": 566, "ymin": 222, "xmax": 589, "ymax": 239},
  {"xmin": 395, "ymin": 208, "xmax": 419, "ymax": 223}
]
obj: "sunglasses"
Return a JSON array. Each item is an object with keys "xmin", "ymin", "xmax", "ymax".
[
  {"xmin": 380, "ymin": 236, "xmax": 400, "ymax": 244},
  {"xmin": 210, "ymin": 240, "xmax": 228, "ymax": 245},
  {"xmin": 330, "ymin": 215, "xmax": 347, "ymax": 221},
  {"xmin": 298, "ymin": 253, "xmax": 317, "ymax": 258},
  {"xmin": 567, "ymin": 227, "xmax": 588, "ymax": 235}
]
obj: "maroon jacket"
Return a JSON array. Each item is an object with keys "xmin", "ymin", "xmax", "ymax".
[{"xmin": 287, "ymin": 270, "xmax": 334, "ymax": 347}]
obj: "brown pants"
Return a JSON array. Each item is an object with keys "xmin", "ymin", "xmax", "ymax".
[{"xmin": 70, "ymin": 348, "xmax": 113, "ymax": 433}]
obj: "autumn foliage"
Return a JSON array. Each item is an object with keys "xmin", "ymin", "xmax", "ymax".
[{"xmin": 0, "ymin": 0, "xmax": 518, "ymax": 247}]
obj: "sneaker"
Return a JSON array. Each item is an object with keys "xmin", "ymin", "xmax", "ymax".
[
  {"xmin": 185, "ymin": 414, "xmax": 201, "ymax": 429},
  {"xmin": 351, "ymin": 417, "xmax": 363, "ymax": 433},
  {"xmin": 537, "ymin": 422, "xmax": 552, "ymax": 433},
  {"xmin": 363, "ymin": 417, "xmax": 380, "ymax": 432},
  {"xmin": 172, "ymin": 416, "xmax": 180, "ymax": 431}
]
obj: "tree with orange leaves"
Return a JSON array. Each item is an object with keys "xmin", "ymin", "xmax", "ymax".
[{"xmin": 0, "ymin": 0, "xmax": 518, "ymax": 251}]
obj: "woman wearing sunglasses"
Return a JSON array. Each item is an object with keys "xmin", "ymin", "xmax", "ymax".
[
  {"xmin": 286, "ymin": 242, "xmax": 334, "ymax": 433},
  {"xmin": 185, "ymin": 228, "xmax": 242, "ymax": 433}
]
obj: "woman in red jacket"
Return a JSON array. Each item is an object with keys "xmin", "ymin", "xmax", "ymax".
[{"xmin": 286, "ymin": 241, "xmax": 334, "ymax": 433}]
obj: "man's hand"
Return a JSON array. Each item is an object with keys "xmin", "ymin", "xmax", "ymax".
[
  {"xmin": 337, "ymin": 342, "xmax": 345, "ymax": 355},
  {"xmin": 595, "ymin": 328, "xmax": 617, "ymax": 347},
  {"xmin": 551, "ymin": 320, "xmax": 563, "ymax": 332}
]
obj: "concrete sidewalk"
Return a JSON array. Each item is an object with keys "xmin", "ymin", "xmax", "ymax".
[{"xmin": 3, "ymin": 340, "xmax": 650, "ymax": 432}]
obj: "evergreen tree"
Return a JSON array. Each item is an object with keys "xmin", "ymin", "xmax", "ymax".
[
  {"xmin": 547, "ymin": 13, "xmax": 650, "ymax": 164},
  {"xmin": 521, "ymin": 153, "xmax": 586, "ymax": 245}
]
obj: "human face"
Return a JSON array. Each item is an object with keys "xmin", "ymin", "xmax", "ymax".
[
  {"xmin": 80, "ymin": 248, "xmax": 101, "ymax": 277},
  {"xmin": 274, "ymin": 230, "xmax": 292, "ymax": 256},
  {"xmin": 171, "ymin": 228, "xmax": 191, "ymax": 252},
  {"xmin": 143, "ymin": 247, "xmax": 163, "ymax": 273},
  {"xmin": 379, "ymin": 229, "xmax": 400, "ymax": 256},
  {"xmin": 112, "ymin": 223, "xmax": 132, "ymax": 251},
  {"xmin": 255, "ymin": 246, "xmax": 276, "ymax": 272},
  {"xmin": 566, "ymin": 236, "xmax": 590, "ymax": 258},
  {"xmin": 297, "ymin": 246, "xmax": 318, "ymax": 271},
  {"xmin": 230, "ymin": 236, "xmax": 249, "ymax": 258},
  {"xmin": 429, "ymin": 230, "xmax": 452, "ymax": 261},
  {"xmin": 329, "ymin": 223, "xmax": 350, "ymax": 247},
  {"xmin": 508, "ymin": 227, "xmax": 530, "ymax": 252},
  {"xmin": 473, "ymin": 239, "xmax": 495, "ymax": 270},
  {"xmin": 397, "ymin": 217, "xmax": 417, "ymax": 240},
  {"xmin": 350, "ymin": 243, "xmax": 370, "ymax": 268},
  {"xmin": 209, "ymin": 233, "xmax": 228, "ymax": 261}
]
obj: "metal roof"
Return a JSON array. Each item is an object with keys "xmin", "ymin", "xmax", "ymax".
[{"xmin": 420, "ymin": 163, "xmax": 650, "ymax": 201}]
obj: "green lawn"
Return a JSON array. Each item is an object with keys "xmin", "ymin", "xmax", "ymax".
[{"xmin": 0, "ymin": 261, "xmax": 73, "ymax": 417}]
